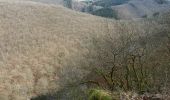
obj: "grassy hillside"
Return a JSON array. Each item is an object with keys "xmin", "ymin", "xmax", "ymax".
[
  {"xmin": 0, "ymin": 1, "xmax": 116, "ymax": 99},
  {"xmin": 0, "ymin": 0, "xmax": 169, "ymax": 100}
]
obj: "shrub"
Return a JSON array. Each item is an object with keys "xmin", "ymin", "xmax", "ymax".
[
  {"xmin": 93, "ymin": 54, "xmax": 152, "ymax": 93},
  {"xmin": 155, "ymin": 0, "xmax": 167, "ymax": 4},
  {"xmin": 93, "ymin": 0, "xmax": 130, "ymax": 7},
  {"xmin": 31, "ymin": 94, "xmax": 54, "ymax": 100},
  {"xmin": 88, "ymin": 89, "xmax": 113, "ymax": 100},
  {"xmin": 92, "ymin": 8, "xmax": 118, "ymax": 19},
  {"xmin": 153, "ymin": 12, "xmax": 160, "ymax": 17}
]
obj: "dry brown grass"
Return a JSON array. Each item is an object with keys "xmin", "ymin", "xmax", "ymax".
[{"xmin": 0, "ymin": 1, "xmax": 115, "ymax": 99}]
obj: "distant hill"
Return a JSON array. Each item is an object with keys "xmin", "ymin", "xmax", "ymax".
[
  {"xmin": 77, "ymin": 0, "xmax": 170, "ymax": 19},
  {"xmin": 90, "ymin": 0, "xmax": 170, "ymax": 19},
  {"xmin": 112, "ymin": 0, "xmax": 170, "ymax": 19}
]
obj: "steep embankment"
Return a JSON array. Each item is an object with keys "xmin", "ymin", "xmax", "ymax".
[{"xmin": 0, "ymin": 0, "xmax": 169, "ymax": 100}]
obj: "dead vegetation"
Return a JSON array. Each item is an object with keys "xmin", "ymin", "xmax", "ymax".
[{"xmin": 83, "ymin": 15, "xmax": 170, "ymax": 99}]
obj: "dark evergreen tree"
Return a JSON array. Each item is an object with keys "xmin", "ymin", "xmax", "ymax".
[{"xmin": 64, "ymin": 0, "xmax": 72, "ymax": 9}]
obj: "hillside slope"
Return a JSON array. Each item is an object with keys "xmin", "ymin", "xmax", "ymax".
[
  {"xmin": 0, "ymin": 0, "xmax": 169, "ymax": 100},
  {"xmin": 0, "ymin": 1, "xmax": 115, "ymax": 99}
]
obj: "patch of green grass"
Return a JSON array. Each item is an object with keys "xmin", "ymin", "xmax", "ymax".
[{"xmin": 88, "ymin": 89, "xmax": 113, "ymax": 100}]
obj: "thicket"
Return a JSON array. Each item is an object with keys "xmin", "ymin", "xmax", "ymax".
[{"xmin": 84, "ymin": 19, "xmax": 170, "ymax": 99}]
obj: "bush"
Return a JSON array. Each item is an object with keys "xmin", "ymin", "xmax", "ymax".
[
  {"xmin": 88, "ymin": 89, "xmax": 113, "ymax": 100},
  {"xmin": 92, "ymin": 8, "xmax": 118, "ymax": 19},
  {"xmin": 31, "ymin": 94, "xmax": 55, "ymax": 100},
  {"xmin": 153, "ymin": 12, "xmax": 160, "ymax": 17},
  {"xmin": 155, "ymin": 0, "xmax": 167, "ymax": 4},
  {"xmin": 93, "ymin": 0, "xmax": 130, "ymax": 7},
  {"xmin": 93, "ymin": 54, "xmax": 153, "ymax": 93}
]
